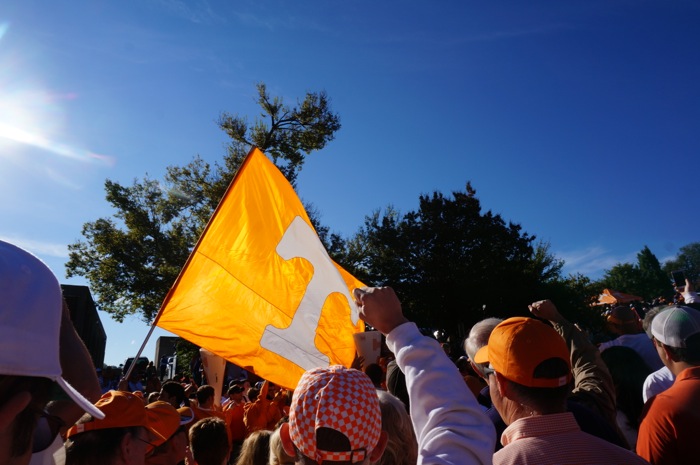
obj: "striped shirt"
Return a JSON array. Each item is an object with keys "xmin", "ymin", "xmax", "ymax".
[{"xmin": 495, "ymin": 412, "xmax": 649, "ymax": 465}]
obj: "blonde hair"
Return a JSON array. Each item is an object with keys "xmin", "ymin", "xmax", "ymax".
[
  {"xmin": 236, "ymin": 430, "xmax": 272, "ymax": 465},
  {"xmin": 268, "ymin": 426, "xmax": 295, "ymax": 465}
]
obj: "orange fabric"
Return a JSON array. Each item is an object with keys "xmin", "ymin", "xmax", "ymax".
[
  {"xmin": 155, "ymin": 147, "xmax": 365, "ymax": 390},
  {"xmin": 637, "ymin": 366, "xmax": 700, "ymax": 465},
  {"xmin": 224, "ymin": 402, "xmax": 247, "ymax": 443},
  {"xmin": 596, "ymin": 289, "xmax": 643, "ymax": 305},
  {"xmin": 191, "ymin": 402, "xmax": 226, "ymax": 423},
  {"xmin": 243, "ymin": 383, "xmax": 283, "ymax": 435},
  {"xmin": 66, "ymin": 391, "xmax": 165, "ymax": 441},
  {"xmin": 474, "ymin": 317, "xmax": 572, "ymax": 388}
]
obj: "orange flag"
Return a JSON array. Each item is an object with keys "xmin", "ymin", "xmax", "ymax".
[{"xmin": 155, "ymin": 147, "xmax": 365, "ymax": 389}]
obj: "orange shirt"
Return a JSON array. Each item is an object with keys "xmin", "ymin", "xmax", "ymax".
[
  {"xmin": 225, "ymin": 402, "xmax": 246, "ymax": 443},
  {"xmin": 637, "ymin": 366, "xmax": 700, "ymax": 465}
]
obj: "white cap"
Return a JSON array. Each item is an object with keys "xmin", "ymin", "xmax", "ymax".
[
  {"xmin": 0, "ymin": 240, "xmax": 105, "ymax": 419},
  {"xmin": 651, "ymin": 306, "xmax": 700, "ymax": 348}
]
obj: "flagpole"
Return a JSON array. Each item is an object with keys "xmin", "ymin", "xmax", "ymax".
[
  {"xmin": 123, "ymin": 322, "xmax": 158, "ymax": 382},
  {"xmin": 126, "ymin": 146, "xmax": 260, "ymax": 382}
]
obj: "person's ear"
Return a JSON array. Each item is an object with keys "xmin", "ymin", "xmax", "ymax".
[
  {"xmin": 660, "ymin": 344, "xmax": 676, "ymax": 363},
  {"xmin": 0, "ymin": 391, "xmax": 31, "ymax": 432},
  {"xmin": 494, "ymin": 372, "xmax": 510, "ymax": 398},
  {"xmin": 120, "ymin": 431, "xmax": 134, "ymax": 463},
  {"xmin": 470, "ymin": 361, "xmax": 487, "ymax": 380},
  {"xmin": 280, "ymin": 423, "xmax": 296, "ymax": 457},
  {"xmin": 369, "ymin": 430, "xmax": 388, "ymax": 463}
]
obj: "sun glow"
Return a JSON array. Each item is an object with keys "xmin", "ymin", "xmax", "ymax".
[{"xmin": 0, "ymin": 22, "xmax": 114, "ymax": 180}]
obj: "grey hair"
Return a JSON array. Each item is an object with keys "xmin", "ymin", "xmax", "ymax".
[
  {"xmin": 642, "ymin": 306, "xmax": 667, "ymax": 339},
  {"xmin": 464, "ymin": 318, "xmax": 503, "ymax": 377},
  {"xmin": 464, "ymin": 318, "xmax": 503, "ymax": 360},
  {"xmin": 377, "ymin": 390, "xmax": 417, "ymax": 465}
]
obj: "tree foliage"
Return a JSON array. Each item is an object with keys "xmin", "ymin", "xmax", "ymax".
[
  {"xmin": 218, "ymin": 83, "xmax": 340, "ymax": 186},
  {"xmin": 340, "ymin": 183, "xmax": 564, "ymax": 340},
  {"xmin": 67, "ymin": 83, "xmax": 341, "ymax": 322},
  {"xmin": 663, "ymin": 242, "xmax": 700, "ymax": 283},
  {"xmin": 598, "ymin": 245, "xmax": 672, "ymax": 301}
]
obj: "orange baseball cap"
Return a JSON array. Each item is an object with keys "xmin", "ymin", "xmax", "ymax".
[
  {"xmin": 66, "ymin": 391, "xmax": 166, "ymax": 441},
  {"xmin": 145, "ymin": 401, "xmax": 181, "ymax": 448},
  {"xmin": 474, "ymin": 317, "xmax": 572, "ymax": 388}
]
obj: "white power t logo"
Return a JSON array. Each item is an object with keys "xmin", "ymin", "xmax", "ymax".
[{"xmin": 259, "ymin": 216, "xmax": 359, "ymax": 370}]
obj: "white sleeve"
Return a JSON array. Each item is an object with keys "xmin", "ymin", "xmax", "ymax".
[
  {"xmin": 386, "ymin": 322, "xmax": 496, "ymax": 465},
  {"xmin": 682, "ymin": 290, "xmax": 698, "ymax": 304},
  {"xmin": 642, "ymin": 372, "xmax": 654, "ymax": 404}
]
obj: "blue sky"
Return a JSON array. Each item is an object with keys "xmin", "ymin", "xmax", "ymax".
[{"xmin": 1, "ymin": 1, "xmax": 698, "ymax": 366}]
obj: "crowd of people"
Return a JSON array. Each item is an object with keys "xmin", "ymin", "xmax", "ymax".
[{"xmin": 2, "ymin": 237, "xmax": 699, "ymax": 465}]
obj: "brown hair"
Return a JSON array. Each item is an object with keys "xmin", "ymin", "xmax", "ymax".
[{"xmin": 189, "ymin": 417, "xmax": 230, "ymax": 465}]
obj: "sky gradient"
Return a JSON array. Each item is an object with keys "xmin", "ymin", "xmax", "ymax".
[{"xmin": 1, "ymin": 1, "xmax": 698, "ymax": 365}]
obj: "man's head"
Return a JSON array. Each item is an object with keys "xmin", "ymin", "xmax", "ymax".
[
  {"xmin": 606, "ymin": 306, "xmax": 642, "ymax": 335},
  {"xmin": 226, "ymin": 384, "xmax": 244, "ymax": 402},
  {"xmin": 280, "ymin": 366, "xmax": 387, "ymax": 464},
  {"xmin": 159, "ymin": 381, "xmax": 186, "ymax": 409},
  {"xmin": 643, "ymin": 306, "xmax": 665, "ymax": 339},
  {"xmin": 65, "ymin": 391, "xmax": 165, "ymax": 465},
  {"xmin": 0, "ymin": 240, "xmax": 104, "ymax": 464},
  {"xmin": 464, "ymin": 317, "xmax": 503, "ymax": 378},
  {"xmin": 474, "ymin": 317, "xmax": 572, "ymax": 422},
  {"xmin": 196, "ymin": 385, "xmax": 215, "ymax": 408},
  {"xmin": 188, "ymin": 417, "xmax": 230, "ymax": 465},
  {"xmin": 651, "ymin": 306, "xmax": 700, "ymax": 367},
  {"xmin": 144, "ymin": 401, "xmax": 191, "ymax": 464}
]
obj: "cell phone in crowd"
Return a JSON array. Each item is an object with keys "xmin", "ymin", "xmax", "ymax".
[{"xmin": 671, "ymin": 270, "xmax": 686, "ymax": 290}]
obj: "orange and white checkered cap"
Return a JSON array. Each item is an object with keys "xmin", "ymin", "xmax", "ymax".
[{"xmin": 289, "ymin": 366, "xmax": 381, "ymax": 464}]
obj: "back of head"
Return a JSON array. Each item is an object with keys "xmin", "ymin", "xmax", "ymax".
[
  {"xmin": 248, "ymin": 387, "xmax": 261, "ymax": 403},
  {"xmin": 600, "ymin": 346, "xmax": 651, "ymax": 429},
  {"xmin": 642, "ymin": 306, "xmax": 665, "ymax": 338},
  {"xmin": 161, "ymin": 380, "xmax": 186, "ymax": 405},
  {"xmin": 197, "ymin": 385, "xmax": 215, "ymax": 405},
  {"xmin": 607, "ymin": 306, "xmax": 642, "ymax": 334},
  {"xmin": 288, "ymin": 365, "xmax": 382, "ymax": 465},
  {"xmin": 465, "ymin": 318, "xmax": 503, "ymax": 377},
  {"xmin": 385, "ymin": 361, "xmax": 409, "ymax": 411},
  {"xmin": 189, "ymin": 417, "xmax": 230, "ymax": 465},
  {"xmin": 228, "ymin": 384, "xmax": 244, "ymax": 396},
  {"xmin": 269, "ymin": 426, "xmax": 295, "ymax": 465},
  {"xmin": 651, "ymin": 306, "xmax": 700, "ymax": 363},
  {"xmin": 235, "ymin": 430, "xmax": 271, "ymax": 465},
  {"xmin": 363, "ymin": 363, "xmax": 384, "ymax": 388},
  {"xmin": 66, "ymin": 391, "xmax": 165, "ymax": 464},
  {"xmin": 376, "ymin": 391, "xmax": 417, "ymax": 465},
  {"xmin": 475, "ymin": 317, "xmax": 572, "ymax": 410}
]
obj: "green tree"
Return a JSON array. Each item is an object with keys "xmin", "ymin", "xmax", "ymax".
[
  {"xmin": 600, "ymin": 263, "xmax": 644, "ymax": 299},
  {"xmin": 66, "ymin": 83, "xmax": 341, "ymax": 322},
  {"xmin": 541, "ymin": 273, "xmax": 606, "ymax": 336},
  {"xmin": 598, "ymin": 246, "xmax": 672, "ymax": 301},
  {"xmin": 345, "ymin": 183, "xmax": 563, "ymax": 340},
  {"xmin": 637, "ymin": 245, "xmax": 672, "ymax": 299},
  {"xmin": 663, "ymin": 242, "xmax": 700, "ymax": 283}
]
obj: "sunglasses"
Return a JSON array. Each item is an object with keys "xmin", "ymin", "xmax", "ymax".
[{"xmin": 482, "ymin": 365, "xmax": 496, "ymax": 377}]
